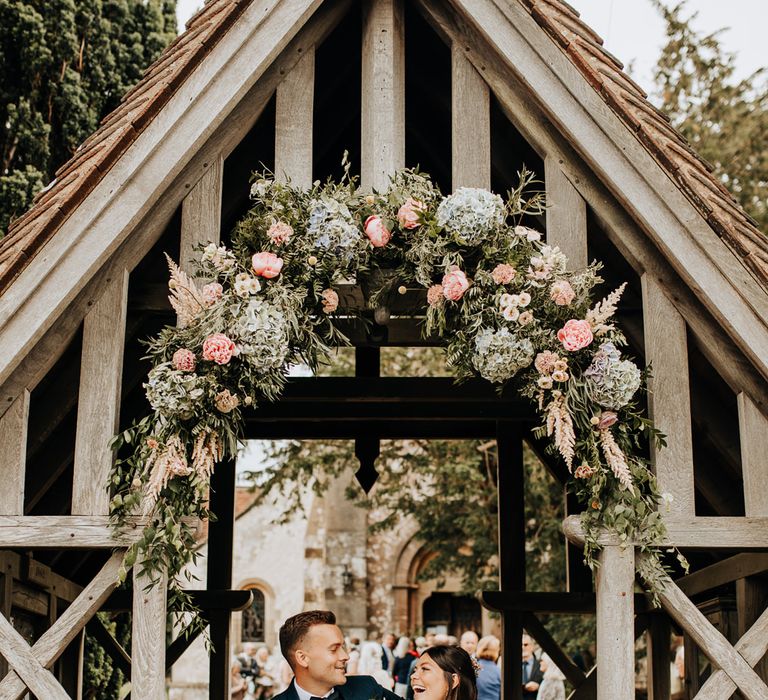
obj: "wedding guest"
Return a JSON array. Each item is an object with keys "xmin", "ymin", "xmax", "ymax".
[
  {"xmin": 536, "ymin": 654, "xmax": 565, "ymax": 700},
  {"xmin": 231, "ymin": 658, "xmax": 248, "ymax": 700},
  {"xmin": 393, "ymin": 637, "xmax": 418, "ymax": 698},
  {"xmin": 459, "ymin": 632, "xmax": 479, "ymax": 657},
  {"xmin": 382, "ymin": 633, "xmax": 397, "ymax": 676},
  {"xmin": 475, "ymin": 636, "xmax": 501, "ymax": 700},
  {"xmin": 521, "ymin": 634, "xmax": 542, "ymax": 700}
]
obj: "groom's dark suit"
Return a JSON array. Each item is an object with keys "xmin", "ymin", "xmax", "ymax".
[{"xmin": 273, "ymin": 676, "xmax": 401, "ymax": 700}]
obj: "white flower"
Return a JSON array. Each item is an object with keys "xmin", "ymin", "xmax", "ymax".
[
  {"xmin": 502, "ymin": 306, "xmax": 520, "ymax": 322},
  {"xmin": 518, "ymin": 310, "xmax": 534, "ymax": 326},
  {"xmin": 660, "ymin": 492, "xmax": 674, "ymax": 512},
  {"xmin": 234, "ymin": 273, "xmax": 261, "ymax": 298},
  {"xmin": 515, "ymin": 225, "xmax": 541, "ymax": 242},
  {"xmin": 518, "ymin": 292, "xmax": 532, "ymax": 307},
  {"xmin": 436, "ymin": 188, "xmax": 505, "ymax": 245}
]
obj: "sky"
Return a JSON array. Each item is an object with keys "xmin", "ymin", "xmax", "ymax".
[{"xmin": 176, "ymin": 0, "xmax": 766, "ymax": 92}]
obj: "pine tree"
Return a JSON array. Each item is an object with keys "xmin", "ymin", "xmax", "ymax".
[
  {"xmin": 0, "ymin": 0, "xmax": 177, "ymax": 236},
  {"xmin": 652, "ymin": 0, "xmax": 768, "ymax": 231}
]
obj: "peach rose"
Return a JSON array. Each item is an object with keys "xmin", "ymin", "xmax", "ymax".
[
  {"xmin": 252, "ymin": 252, "xmax": 283, "ymax": 279},
  {"xmin": 172, "ymin": 348, "xmax": 196, "ymax": 372},
  {"xmin": 364, "ymin": 215, "xmax": 392, "ymax": 248},
  {"xmin": 427, "ymin": 284, "xmax": 444, "ymax": 307},
  {"xmin": 321, "ymin": 289, "xmax": 339, "ymax": 314},
  {"xmin": 441, "ymin": 266, "xmax": 470, "ymax": 301},
  {"xmin": 597, "ymin": 410, "xmax": 618, "ymax": 430},
  {"xmin": 535, "ymin": 351, "xmax": 559, "ymax": 375},
  {"xmin": 202, "ymin": 282, "xmax": 223, "ymax": 307},
  {"xmin": 396, "ymin": 198, "xmax": 424, "ymax": 229},
  {"xmin": 267, "ymin": 221, "xmax": 293, "ymax": 244},
  {"xmin": 557, "ymin": 319, "xmax": 594, "ymax": 351},
  {"xmin": 491, "ymin": 263, "xmax": 516, "ymax": 285},
  {"xmin": 202, "ymin": 333, "xmax": 236, "ymax": 365},
  {"xmin": 214, "ymin": 389, "xmax": 240, "ymax": 413},
  {"xmin": 550, "ymin": 279, "xmax": 575, "ymax": 306},
  {"xmin": 575, "ymin": 463, "xmax": 596, "ymax": 479}
]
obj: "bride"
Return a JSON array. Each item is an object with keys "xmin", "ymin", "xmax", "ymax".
[{"xmin": 410, "ymin": 646, "xmax": 477, "ymax": 700}]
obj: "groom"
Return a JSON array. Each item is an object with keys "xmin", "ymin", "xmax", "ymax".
[{"xmin": 273, "ymin": 610, "xmax": 400, "ymax": 700}]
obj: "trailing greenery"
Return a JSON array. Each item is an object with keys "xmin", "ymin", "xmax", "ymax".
[{"xmin": 0, "ymin": 0, "xmax": 177, "ymax": 235}]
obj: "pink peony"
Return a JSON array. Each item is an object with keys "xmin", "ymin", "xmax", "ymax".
[
  {"xmin": 202, "ymin": 282, "xmax": 223, "ymax": 307},
  {"xmin": 427, "ymin": 284, "xmax": 444, "ymax": 307},
  {"xmin": 491, "ymin": 263, "xmax": 516, "ymax": 285},
  {"xmin": 557, "ymin": 319, "xmax": 594, "ymax": 352},
  {"xmin": 597, "ymin": 411, "xmax": 618, "ymax": 430},
  {"xmin": 172, "ymin": 348, "xmax": 196, "ymax": 372},
  {"xmin": 252, "ymin": 252, "xmax": 283, "ymax": 279},
  {"xmin": 441, "ymin": 266, "xmax": 470, "ymax": 301},
  {"xmin": 550, "ymin": 279, "xmax": 575, "ymax": 306},
  {"xmin": 202, "ymin": 333, "xmax": 236, "ymax": 365},
  {"xmin": 364, "ymin": 215, "xmax": 392, "ymax": 247},
  {"xmin": 267, "ymin": 221, "xmax": 293, "ymax": 244},
  {"xmin": 396, "ymin": 198, "xmax": 424, "ymax": 229},
  {"xmin": 321, "ymin": 289, "xmax": 339, "ymax": 314}
]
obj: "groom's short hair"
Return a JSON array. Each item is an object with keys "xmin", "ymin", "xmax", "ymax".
[{"xmin": 280, "ymin": 609, "xmax": 337, "ymax": 669}]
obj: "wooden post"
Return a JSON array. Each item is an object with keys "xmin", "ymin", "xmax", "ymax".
[
  {"xmin": 544, "ymin": 156, "xmax": 588, "ymax": 269},
  {"xmin": 0, "ymin": 390, "xmax": 29, "ymax": 516},
  {"xmin": 646, "ymin": 613, "xmax": 671, "ymax": 700},
  {"xmin": 596, "ymin": 545, "xmax": 634, "ymax": 700},
  {"xmin": 180, "ymin": 157, "xmax": 224, "ymax": 269},
  {"xmin": 73, "ymin": 269, "xmax": 129, "ymax": 516},
  {"xmin": 361, "ymin": 0, "xmax": 405, "ymax": 191},
  {"xmin": 451, "ymin": 46, "xmax": 490, "ymax": 190},
  {"xmin": 497, "ymin": 422, "xmax": 524, "ymax": 700},
  {"xmin": 131, "ymin": 564, "xmax": 168, "ymax": 700},
  {"xmin": 275, "ymin": 48, "xmax": 315, "ymax": 189},
  {"xmin": 641, "ymin": 275, "xmax": 695, "ymax": 516}
]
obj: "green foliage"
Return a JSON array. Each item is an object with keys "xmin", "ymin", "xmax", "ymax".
[
  {"xmin": 0, "ymin": 0, "xmax": 177, "ymax": 235},
  {"xmin": 83, "ymin": 613, "xmax": 130, "ymax": 699},
  {"xmin": 652, "ymin": 0, "xmax": 768, "ymax": 230}
]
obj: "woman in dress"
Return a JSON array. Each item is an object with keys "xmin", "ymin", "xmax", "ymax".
[
  {"xmin": 474, "ymin": 636, "xmax": 501, "ymax": 700},
  {"xmin": 536, "ymin": 654, "xmax": 565, "ymax": 700},
  {"xmin": 393, "ymin": 637, "xmax": 419, "ymax": 698},
  {"xmin": 410, "ymin": 645, "xmax": 478, "ymax": 700}
]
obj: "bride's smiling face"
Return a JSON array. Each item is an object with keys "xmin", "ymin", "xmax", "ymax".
[{"xmin": 411, "ymin": 653, "xmax": 455, "ymax": 700}]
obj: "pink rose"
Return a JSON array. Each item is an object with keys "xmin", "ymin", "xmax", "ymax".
[
  {"xmin": 321, "ymin": 289, "xmax": 339, "ymax": 314},
  {"xmin": 491, "ymin": 263, "xmax": 516, "ymax": 285},
  {"xmin": 267, "ymin": 221, "xmax": 293, "ymax": 244},
  {"xmin": 597, "ymin": 411, "xmax": 618, "ymax": 430},
  {"xmin": 550, "ymin": 279, "xmax": 575, "ymax": 306},
  {"xmin": 557, "ymin": 319, "xmax": 594, "ymax": 352},
  {"xmin": 441, "ymin": 266, "xmax": 470, "ymax": 301},
  {"xmin": 396, "ymin": 198, "xmax": 424, "ymax": 229},
  {"xmin": 427, "ymin": 284, "xmax": 444, "ymax": 307},
  {"xmin": 202, "ymin": 333, "xmax": 236, "ymax": 365},
  {"xmin": 534, "ymin": 350, "xmax": 559, "ymax": 375},
  {"xmin": 172, "ymin": 348, "xmax": 196, "ymax": 372},
  {"xmin": 202, "ymin": 282, "xmax": 223, "ymax": 307},
  {"xmin": 364, "ymin": 215, "xmax": 392, "ymax": 248},
  {"xmin": 252, "ymin": 252, "xmax": 283, "ymax": 279}
]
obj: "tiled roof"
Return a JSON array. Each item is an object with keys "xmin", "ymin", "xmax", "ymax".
[
  {"xmin": 0, "ymin": 0, "xmax": 255, "ymax": 295},
  {"xmin": 522, "ymin": 0, "xmax": 768, "ymax": 290},
  {"xmin": 0, "ymin": 0, "xmax": 766, "ymax": 296}
]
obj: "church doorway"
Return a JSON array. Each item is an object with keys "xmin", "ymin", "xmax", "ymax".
[{"xmin": 422, "ymin": 592, "xmax": 482, "ymax": 638}]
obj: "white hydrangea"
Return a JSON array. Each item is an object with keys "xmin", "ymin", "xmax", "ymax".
[
  {"xmin": 249, "ymin": 178, "xmax": 274, "ymax": 199},
  {"xmin": 236, "ymin": 299, "xmax": 290, "ymax": 371},
  {"xmin": 306, "ymin": 197, "xmax": 361, "ymax": 258},
  {"xmin": 436, "ymin": 187, "xmax": 505, "ymax": 245},
  {"xmin": 145, "ymin": 364, "xmax": 207, "ymax": 419},
  {"xmin": 584, "ymin": 342, "xmax": 642, "ymax": 409},
  {"xmin": 472, "ymin": 328, "xmax": 535, "ymax": 383}
]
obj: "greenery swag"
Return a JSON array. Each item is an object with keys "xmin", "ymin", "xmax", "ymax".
[{"xmin": 110, "ymin": 165, "xmax": 680, "ymax": 606}]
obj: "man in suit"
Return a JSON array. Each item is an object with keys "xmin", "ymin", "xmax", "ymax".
[
  {"xmin": 272, "ymin": 610, "xmax": 401, "ymax": 700},
  {"xmin": 522, "ymin": 633, "xmax": 543, "ymax": 700}
]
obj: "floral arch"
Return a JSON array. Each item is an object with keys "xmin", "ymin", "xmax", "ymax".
[{"xmin": 110, "ymin": 168, "xmax": 673, "ymax": 601}]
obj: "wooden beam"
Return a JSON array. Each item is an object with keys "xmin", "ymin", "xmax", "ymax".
[
  {"xmin": 564, "ymin": 514, "xmax": 768, "ymax": 549},
  {"xmin": 72, "ymin": 269, "xmax": 129, "ymax": 516},
  {"xmin": 596, "ymin": 545, "xmax": 634, "ymax": 700},
  {"xmin": 523, "ymin": 612, "xmax": 586, "ymax": 688},
  {"xmin": 131, "ymin": 559, "xmax": 167, "ymax": 700},
  {"xmin": 102, "ymin": 588, "xmax": 253, "ymax": 613},
  {"xmin": 180, "ymin": 156, "xmax": 223, "ymax": 271},
  {"xmin": 641, "ymin": 274, "xmax": 695, "ymax": 516},
  {"xmin": 413, "ymin": 0, "xmax": 768, "ymax": 414},
  {"xmin": 0, "ymin": 550, "xmax": 125, "ymax": 699},
  {"xmin": 0, "ymin": 0, "xmax": 351, "ymax": 416},
  {"xmin": 653, "ymin": 574, "xmax": 768, "ymax": 699},
  {"xmin": 85, "ymin": 617, "xmax": 132, "ymax": 677},
  {"xmin": 481, "ymin": 590, "xmax": 650, "ymax": 615},
  {"xmin": 244, "ymin": 419, "xmax": 502, "ymax": 439},
  {"xmin": 0, "ymin": 389, "xmax": 29, "ymax": 515},
  {"xmin": 0, "ymin": 516, "xmax": 145, "ymax": 547},
  {"xmin": 275, "ymin": 47, "xmax": 314, "ymax": 188},
  {"xmin": 676, "ymin": 553, "xmax": 768, "ymax": 597},
  {"xmin": 451, "ymin": 45, "xmax": 490, "ymax": 190},
  {"xmin": 361, "ymin": 0, "xmax": 405, "ymax": 190},
  {"xmin": 544, "ymin": 156, "xmax": 587, "ymax": 269},
  {"xmin": 739, "ymin": 393, "xmax": 768, "ymax": 516}
]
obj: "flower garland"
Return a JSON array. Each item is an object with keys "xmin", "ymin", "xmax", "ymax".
[{"xmin": 110, "ymin": 167, "xmax": 678, "ymax": 599}]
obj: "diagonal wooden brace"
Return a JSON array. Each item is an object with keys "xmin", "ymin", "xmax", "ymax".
[{"xmin": 0, "ymin": 550, "xmax": 125, "ymax": 699}]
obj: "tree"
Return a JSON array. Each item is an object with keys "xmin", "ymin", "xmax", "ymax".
[
  {"xmin": 0, "ymin": 0, "xmax": 178, "ymax": 236},
  {"xmin": 652, "ymin": 0, "xmax": 768, "ymax": 231}
]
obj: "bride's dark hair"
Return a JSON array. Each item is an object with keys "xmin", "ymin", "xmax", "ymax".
[{"xmin": 423, "ymin": 645, "xmax": 478, "ymax": 700}]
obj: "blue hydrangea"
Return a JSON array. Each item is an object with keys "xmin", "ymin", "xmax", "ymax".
[
  {"xmin": 436, "ymin": 187, "xmax": 505, "ymax": 245},
  {"xmin": 472, "ymin": 328, "xmax": 534, "ymax": 383},
  {"xmin": 306, "ymin": 197, "xmax": 361, "ymax": 259},
  {"xmin": 584, "ymin": 342, "xmax": 642, "ymax": 409}
]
